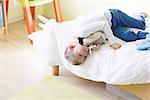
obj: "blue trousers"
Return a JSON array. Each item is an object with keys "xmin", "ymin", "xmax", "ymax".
[{"xmin": 110, "ymin": 9, "xmax": 149, "ymax": 42}]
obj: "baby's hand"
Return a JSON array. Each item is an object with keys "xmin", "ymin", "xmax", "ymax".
[
  {"xmin": 89, "ymin": 44, "xmax": 101, "ymax": 54},
  {"xmin": 110, "ymin": 43, "xmax": 121, "ymax": 50}
]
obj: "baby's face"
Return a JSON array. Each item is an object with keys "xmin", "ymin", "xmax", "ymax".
[{"xmin": 69, "ymin": 43, "xmax": 89, "ymax": 64}]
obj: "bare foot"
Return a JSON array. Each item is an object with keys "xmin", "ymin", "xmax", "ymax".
[
  {"xmin": 140, "ymin": 12, "xmax": 149, "ymax": 18},
  {"xmin": 110, "ymin": 43, "xmax": 121, "ymax": 50}
]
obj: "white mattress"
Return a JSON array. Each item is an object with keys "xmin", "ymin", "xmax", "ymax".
[
  {"xmin": 55, "ymin": 18, "xmax": 150, "ymax": 85},
  {"xmin": 29, "ymin": 17, "xmax": 150, "ymax": 85}
]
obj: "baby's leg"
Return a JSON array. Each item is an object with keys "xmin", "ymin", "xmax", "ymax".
[
  {"xmin": 110, "ymin": 9, "xmax": 146, "ymax": 30},
  {"xmin": 113, "ymin": 27, "xmax": 149, "ymax": 42}
]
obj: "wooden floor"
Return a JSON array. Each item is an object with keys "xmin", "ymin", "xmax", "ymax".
[
  {"xmin": 0, "ymin": 20, "xmax": 149, "ymax": 100},
  {"xmin": 115, "ymin": 84, "xmax": 150, "ymax": 100}
]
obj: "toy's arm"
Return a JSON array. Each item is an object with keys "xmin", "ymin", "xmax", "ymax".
[{"xmin": 82, "ymin": 31, "xmax": 102, "ymax": 46}]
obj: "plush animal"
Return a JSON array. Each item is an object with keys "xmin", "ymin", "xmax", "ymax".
[{"xmin": 77, "ymin": 30, "xmax": 107, "ymax": 46}]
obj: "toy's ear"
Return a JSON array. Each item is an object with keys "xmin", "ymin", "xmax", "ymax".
[
  {"xmin": 77, "ymin": 37, "xmax": 84, "ymax": 45},
  {"xmin": 69, "ymin": 45, "xmax": 75, "ymax": 50}
]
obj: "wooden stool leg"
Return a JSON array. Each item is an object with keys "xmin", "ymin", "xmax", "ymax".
[
  {"xmin": 23, "ymin": 6, "xmax": 34, "ymax": 44},
  {"xmin": 23, "ymin": 7, "xmax": 35, "ymax": 34},
  {"xmin": 30, "ymin": 6, "xmax": 35, "ymax": 20},
  {"xmin": 21, "ymin": 0, "xmax": 35, "ymax": 44},
  {"xmin": 51, "ymin": 65, "xmax": 59, "ymax": 76},
  {"xmin": 5, "ymin": 0, "xmax": 9, "ymax": 17},
  {"xmin": 53, "ymin": 0, "xmax": 62, "ymax": 22},
  {"xmin": 3, "ymin": 0, "xmax": 8, "ymax": 35}
]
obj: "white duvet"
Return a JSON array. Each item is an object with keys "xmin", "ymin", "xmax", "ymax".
[
  {"xmin": 55, "ymin": 19, "xmax": 150, "ymax": 85},
  {"xmin": 29, "ymin": 18, "xmax": 150, "ymax": 85}
]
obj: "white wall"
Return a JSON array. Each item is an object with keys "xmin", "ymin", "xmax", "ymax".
[
  {"xmin": 42, "ymin": 3, "xmax": 55, "ymax": 19},
  {"xmin": 8, "ymin": 0, "xmax": 23, "ymax": 23},
  {"xmin": 8, "ymin": 0, "xmax": 150, "ymax": 23},
  {"xmin": 44, "ymin": 0, "xmax": 150, "ymax": 21},
  {"xmin": 8, "ymin": 0, "xmax": 43, "ymax": 24}
]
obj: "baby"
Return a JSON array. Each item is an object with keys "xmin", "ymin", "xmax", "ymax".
[
  {"xmin": 65, "ymin": 42, "xmax": 100, "ymax": 65},
  {"xmin": 64, "ymin": 32, "xmax": 121, "ymax": 65}
]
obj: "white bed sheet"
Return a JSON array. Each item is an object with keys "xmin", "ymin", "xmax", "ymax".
[
  {"xmin": 29, "ymin": 17, "xmax": 150, "ymax": 85},
  {"xmin": 55, "ymin": 19, "xmax": 150, "ymax": 85}
]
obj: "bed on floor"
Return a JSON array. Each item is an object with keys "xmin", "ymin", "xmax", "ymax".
[
  {"xmin": 20, "ymin": 0, "xmax": 150, "ymax": 85},
  {"xmin": 21, "ymin": 0, "xmax": 150, "ymax": 99},
  {"xmin": 28, "ymin": 15, "xmax": 150, "ymax": 85}
]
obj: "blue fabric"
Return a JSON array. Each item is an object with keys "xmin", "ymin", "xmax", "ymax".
[
  {"xmin": 110, "ymin": 9, "xmax": 148, "ymax": 42},
  {"xmin": 136, "ymin": 34, "xmax": 150, "ymax": 51},
  {"xmin": 112, "ymin": 27, "xmax": 149, "ymax": 42},
  {"xmin": 136, "ymin": 41, "xmax": 150, "ymax": 51},
  {"xmin": 110, "ymin": 9, "xmax": 146, "ymax": 30},
  {"xmin": 146, "ymin": 33, "xmax": 150, "ymax": 41}
]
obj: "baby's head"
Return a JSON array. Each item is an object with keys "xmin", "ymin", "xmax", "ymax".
[{"xmin": 64, "ymin": 42, "xmax": 89, "ymax": 65}]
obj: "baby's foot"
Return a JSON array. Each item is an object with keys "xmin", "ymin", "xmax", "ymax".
[
  {"xmin": 110, "ymin": 43, "xmax": 121, "ymax": 50},
  {"xmin": 140, "ymin": 12, "xmax": 149, "ymax": 18}
]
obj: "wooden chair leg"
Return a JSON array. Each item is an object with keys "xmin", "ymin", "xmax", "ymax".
[
  {"xmin": 3, "ymin": 0, "xmax": 8, "ymax": 35},
  {"xmin": 30, "ymin": 6, "xmax": 35, "ymax": 20},
  {"xmin": 6, "ymin": 0, "xmax": 9, "ymax": 17},
  {"xmin": 23, "ymin": 6, "xmax": 34, "ymax": 44},
  {"xmin": 21, "ymin": 0, "xmax": 35, "ymax": 44},
  {"xmin": 53, "ymin": 0, "xmax": 62, "ymax": 22},
  {"xmin": 51, "ymin": 65, "xmax": 59, "ymax": 76}
]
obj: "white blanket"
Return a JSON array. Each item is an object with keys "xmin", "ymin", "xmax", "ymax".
[
  {"xmin": 55, "ymin": 19, "xmax": 150, "ymax": 85},
  {"xmin": 29, "ymin": 17, "xmax": 150, "ymax": 85}
]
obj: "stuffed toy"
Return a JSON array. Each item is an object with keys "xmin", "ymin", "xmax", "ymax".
[{"xmin": 76, "ymin": 21, "xmax": 108, "ymax": 46}]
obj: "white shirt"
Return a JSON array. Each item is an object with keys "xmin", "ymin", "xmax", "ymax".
[{"xmin": 75, "ymin": 9, "xmax": 117, "ymax": 45}]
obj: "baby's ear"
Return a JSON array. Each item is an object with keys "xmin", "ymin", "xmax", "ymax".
[{"xmin": 69, "ymin": 45, "xmax": 75, "ymax": 50}]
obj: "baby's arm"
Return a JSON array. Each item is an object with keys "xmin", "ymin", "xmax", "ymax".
[{"xmin": 110, "ymin": 43, "xmax": 121, "ymax": 50}]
